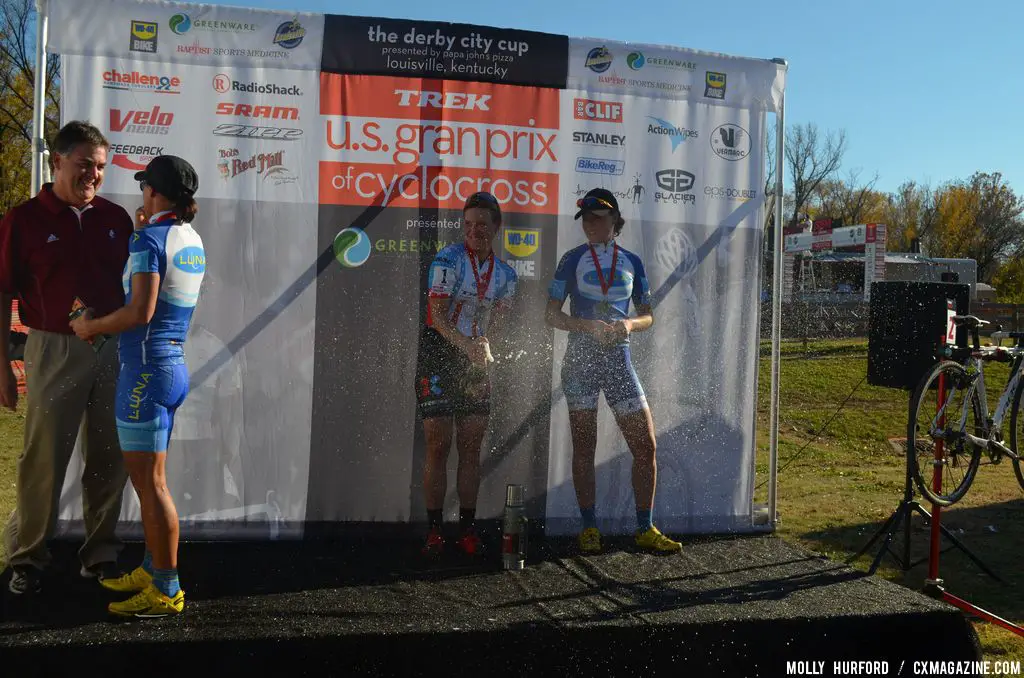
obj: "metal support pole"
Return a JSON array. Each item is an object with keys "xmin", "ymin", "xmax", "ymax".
[
  {"xmin": 30, "ymin": 0, "xmax": 50, "ymax": 197},
  {"xmin": 768, "ymin": 57, "xmax": 787, "ymax": 527}
]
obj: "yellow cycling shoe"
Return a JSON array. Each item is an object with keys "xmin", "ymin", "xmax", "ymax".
[
  {"xmin": 578, "ymin": 527, "xmax": 602, "ymax": 554},
  {"xmin": 100, "ymin": 566, "xmax": 153, "ymax": 594},
  {"xmin": 635, "ymin": 526, "xmax": 682, "ymax": 553},
  {"xmin": 108, "ymin": 585, "xmax": 184, "ymax": 618}
]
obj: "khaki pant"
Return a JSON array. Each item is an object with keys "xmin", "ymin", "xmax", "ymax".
[{"xmin": 7, "ymin": 330, "xmax": 128, "ymax": 570}]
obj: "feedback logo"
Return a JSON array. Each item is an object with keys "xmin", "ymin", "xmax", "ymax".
[
  {"xmin": 110, "ymin": 145, "xmax": 163, "ymax": 171},
  {"xmin": 573, "ymin": 98, "xmax": 622, "ymax": 123},
  {"xmin": 320, "ymin": 162, "xmax": 558, "ymax": 214},
  {"xmin": 102, "ymin": 70, "xmax": 181, "ymax": 94}
]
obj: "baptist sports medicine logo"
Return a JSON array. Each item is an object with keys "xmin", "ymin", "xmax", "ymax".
[{"xmin": 334, "ymin": 227, "xmax": 371, "ymax": 268}]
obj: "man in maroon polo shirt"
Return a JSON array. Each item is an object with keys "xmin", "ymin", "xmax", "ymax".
[{"xmin": 0, "ymin": 121, "xmax": 134, "ymax": 595}]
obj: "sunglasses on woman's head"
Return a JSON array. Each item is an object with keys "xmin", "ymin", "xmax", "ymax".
[{"xmin": 576, "ymin": 196, "xmax": 615, "ymax": 211}]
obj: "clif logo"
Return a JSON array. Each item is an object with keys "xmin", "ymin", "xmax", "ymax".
[{"xmin": 573, "ymin": 98, "xmax": 622, "ymax": 123}]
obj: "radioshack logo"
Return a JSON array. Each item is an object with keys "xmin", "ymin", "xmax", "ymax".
[
  {"xmin": 216, "ymin": 102, "xmax": 299, "ymax": 120},
  {"xmin": 575, "ymin": 157, "xmax": 625, "ymax": 176},
  {"xmin": 129, "ymin": 20, "xmax": 158, "ymax": 53},
  {"xmin": 573, "ymin": 98, "xmax": 622, "ymax": 123},
  {"xmin": 213, "ymin": 74, "xmax": 302, "ymax": 96},
  {"xmin": 647, "ymin": 116, "xmax": 698, "ymax": 152},
  {"xmin": 504, "ymin": 229, "xmax": 539, "ymax": 258},
  {"xmin": 705, "ymin": 71, "xmax": 727, "ymax": 100},
  {"xmin": 585, "ymin": 45, "xmax": 613, "ymax": 73},
  {"xmin": 109, "ymin": 106, "xmax": 173, "ymax": 135},
  {"xmin": 395, "ymin": 89, "xmax": 490, "ymax": 111},
  {"xmin": 102, "ymin": 70, "xmax": 181, "ymax": 95}
]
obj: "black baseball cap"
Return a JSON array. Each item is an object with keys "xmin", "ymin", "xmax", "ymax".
[
  {"xmin": 464, "ymin": 191, "xmax": 502, "ymax": 220},
  {"xmin": 574, "ymin": 188, "xmax": 619, "ymax": 219},
  {"xmin": 134, "ymin": 155, "xmax": 199, "ymax": 201}
]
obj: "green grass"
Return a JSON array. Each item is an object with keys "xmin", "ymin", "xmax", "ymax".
[{"xmin": 1, "ymin": 343, "xmax": 1022, "ymax": 658}]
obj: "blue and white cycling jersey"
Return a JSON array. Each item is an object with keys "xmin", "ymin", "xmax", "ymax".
[
  {"xmin": 119, "ymin": 213, "xmax": 206, "ymax": 365},
  {"xmin": 427, "ymin": 243, "xmax": 517, "ymax": 338},
  {"xmin": 549, "ymin": 241, "xmax": 652, "ymax": 349}
]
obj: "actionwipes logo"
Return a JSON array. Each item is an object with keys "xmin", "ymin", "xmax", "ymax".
[{"xmin": 647, "ymin": 116, "xmax": 698, "ymax": 152}]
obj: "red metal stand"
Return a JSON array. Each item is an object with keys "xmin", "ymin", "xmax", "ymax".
[{"xmin": 923, "ymin": 355, "xmax": 1024, "ymax": 638}]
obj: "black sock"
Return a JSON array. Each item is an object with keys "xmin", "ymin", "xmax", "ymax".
[
  {"xmin": 459, "ymin": 509, "xmax": 476, "ymax": 531},
  {"xmin": 427, "ymin": 509, "xmax": 443, "ymax": 530}
]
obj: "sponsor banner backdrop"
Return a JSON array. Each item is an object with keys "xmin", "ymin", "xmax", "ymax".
[
  {"xmin": 49, "ymin": 0, "xmax": 324, "ymax": 70},
  {"xmin": 568, "ymin": 38, "xmax": 785, "ymax": 112},
  {"xmin": 63, "ymin": 56, "xmax": 320, "ymax": 203},
  {"xmin": 57, "ymin": 55, "xmax": 319, "ymax": 538},
  {"xmin": 321, "ymin": 15, "xmax": 568, "ymax": 88}
]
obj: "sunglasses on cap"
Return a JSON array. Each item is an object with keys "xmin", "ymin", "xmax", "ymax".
[{"xmin": 576, "ymin": 196, "xmax": 615, "ymax": 212}]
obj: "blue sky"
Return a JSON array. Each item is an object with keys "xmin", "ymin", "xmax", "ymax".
[{"xmin": 208, "ymin": 0, "xmax": 1024, "ymax": 196}]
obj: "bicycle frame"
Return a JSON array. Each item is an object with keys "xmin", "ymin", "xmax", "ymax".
[{"xmin": 946, "ymin": 351, "xmax": 1024, "ymax": 457}]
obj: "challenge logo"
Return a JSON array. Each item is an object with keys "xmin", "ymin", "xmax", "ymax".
[
  {"xmin": 572, "ymin": 131, "xmax": 625, "ymax": 148},
  {"xmin": 575, "ymin": 157, "xmax": 625, "ymax": 176},
  {"xmin": 705, "ymin": 71, "xmax": 727, "ymax": 100},
  {"xmin": 654, "ymin": 169, "xmax": 696, "ymax": 206},
  {"xmin": 647, "ymin": 116, "xmax": 698, "ymax": 152},
  {"xmin": 213, "ymin": 73, "xmax": 302, "ymax": 96},
  {"xmin": 573, "ymin": 98, "xmax": 622, "ymax": 123},
  {"xmin": 504, "ymin": 229, "xmax": 539, "ymax": 258},
  {"xmin": 710, "ymin": 123, "xmax": 750, "ymax": 161},
  {"xmin": 273, "ymin": 19, "xmax": 306, "ymax": 49},
  {"xmin": 109, "ymin": 106, "xmax": 174, "ymax": 135},
  {"xmin": 102, "ymin": 69, "xmax": 181, "ymax": 94},
  {"xmin": 213, "ymin": 123, "xmax": 303, "ymax": 141},
  {"xmin": 216, "ymin": 102, "xmax": 299, "ymax": 120},
  {"xmin": 585, "ymin": 46, "xmax": 613, "ymax": 73},
  {"xmin": 129, "ymin": 20, "xmax": 158, "ymax": 53}
]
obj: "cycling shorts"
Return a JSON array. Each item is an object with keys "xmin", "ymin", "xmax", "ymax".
[
  {"xmin": 415, "ymin": 327, "xmax": 490, "ymax": 419},
  {"xmin": 115, "ymin": 359, "xmax": 189, "ymax": 452},
  {"xmin": 561, "ymin": 343, "xmax": 647, "ymax": 417}
]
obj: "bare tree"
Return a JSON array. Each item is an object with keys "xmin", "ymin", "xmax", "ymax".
[
  {"xmin": 785, "ymin": 123, "xmax": 846, "ymax": 227},
  {"xmin": 0, "ymin": 0, "xmax": 60, "ymax": 144}
]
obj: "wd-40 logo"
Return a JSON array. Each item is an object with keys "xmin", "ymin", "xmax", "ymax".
[
  {"xmin": 710, "ymin": 123, "xmax": 750, "ymax": 161},
  {"xmin": 576, "ymin": 157, "xmax": 625, "ymax": 176},
  {"xmin": 705, "ymin": 72, "xmax": 727, "ymax": 99},
  {"xmin": 129, "ymin": 20, "xmax": 157, "ymax": 53},
  {"xmin": 647, "ymin": 117, "xmax": 698, "ymax": 152},
  {"xmin": 395, "ymin": 89, "xmax": 490, "ymax": 110},
  {"xmin": 504, "ymin": 229, "xmax": 539, "ymax": 258},
  {"xmin": 654, "ymin": 169, "xmax": 696, "ymax": 206},
  {"xmin": 109, "ymin": 106, "xmax": 173, "ymax": 135}
]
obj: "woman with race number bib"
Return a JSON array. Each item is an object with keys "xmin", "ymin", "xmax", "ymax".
[
  {"xmin": 545, "ymin": 188, "xmax": 681, "ymax": 555},
  {"xmin": 416, "ymin": 191, "xmax": 517, "ymax": 558}
]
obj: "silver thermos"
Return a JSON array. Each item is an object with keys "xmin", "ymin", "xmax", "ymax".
[{"xmin": 502, "ymin": 484, "xmax": 528, "ymax": 571}]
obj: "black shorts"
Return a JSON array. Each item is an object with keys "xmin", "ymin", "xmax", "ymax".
[{"xmin": 415, "ymin": 327, "xmax": 490, "ymax": 419}]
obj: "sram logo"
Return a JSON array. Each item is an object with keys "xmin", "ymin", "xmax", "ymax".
[
  {"xmin": 109, "ymin": 106, "xmax": 173, "ymax": 135},
  {"xmin": 215, "ymin": 102, "xmax": 299, "ymax": 120},
  {"xmin": 394, "ymin": 89, "xmax": 491, "ymax": 111},
  {"xmin": 212, "ymin": 124, "xmax": 303, "ymax": 141}
]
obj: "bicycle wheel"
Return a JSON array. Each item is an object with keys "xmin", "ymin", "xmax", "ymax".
[
  {"xmin": 1007, "ymin": 374, "xmax": 1024, "ymax": 491},
  {"xmin": 907, "ymin": 360, "xmax": 984, "ymax": 506}
]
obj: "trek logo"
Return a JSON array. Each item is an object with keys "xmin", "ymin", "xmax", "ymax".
[
  {"xmin": 213, "ymin": 73, "xmax": 302, "ymax": 96},
  {"xmin": 575, "ymin": 157, "xmax": 625, "ymax": 176},
  {"xmin": 654, "ymin": 169, "xmax": 696, "ymax": 206},
  {"xmin": 394, "ymin": 89, "xmax": 491, "ymax": 111},
  {"xmin": 647, "ymin": 117, "xmax": 698, "ymax": 152},
  {"xmin": 710, "ymin": 123, "xmax": 751, "ymax": 161},
  {"xmin": 212, "ymin": 124, "xmax": 303, "ymax": 141},
  {"xmin": 215, "ymin": 103, "xmax": 299, "ymax": 120},
  {"xmin": 103, "ymin": 70, "xmax": 181, "ymax": 94},
  {"xmin": 504, "ymin": 229, "xmax": 540, "ymax": 258},
  {"xmin": 109, "ymin": 107, "xmax": 173, "ymax": 135},
  {"xmin": 129, "ymin": 20, "xmax": 157, "ymax": 53},
  {"xmin": 573, "ymin": 98, "xmax": 622, "ymax": 123},
  {"xmin": 572, "ymin": 131, "xmax": 625, "ymax": 147}
]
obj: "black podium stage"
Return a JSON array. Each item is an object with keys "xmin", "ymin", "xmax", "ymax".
[{"xmin": 0, "ymin": 534, "xmax": 980, "ymax": 676}]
